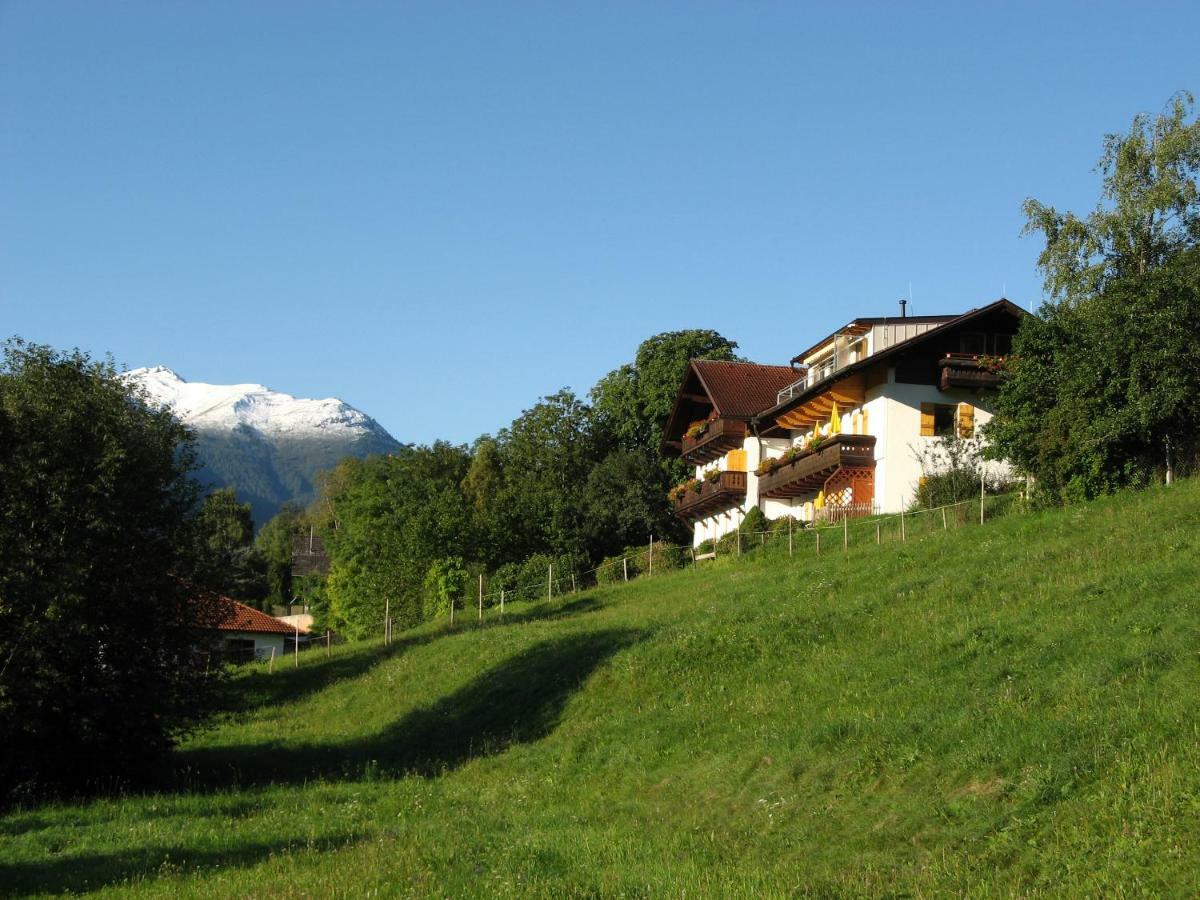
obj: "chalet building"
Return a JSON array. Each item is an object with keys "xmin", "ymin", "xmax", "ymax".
[
  {"xmin": 206, "ymin": 595, "xmax": 305, "ymax": 663},
  {"xmin": 663, "ymin": 299, "xmax": 1026, "ymax": 546}
]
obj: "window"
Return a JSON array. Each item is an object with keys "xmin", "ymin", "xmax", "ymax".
[
  {"xmin": 961, "ymin": 332, "xmax": 1014, "ymax": 355},
  {"xmin": 960, "ymin": 332, "xmax": 987, "ymax": 355},
  {"xmin": 920, "ymin": 403, "xmax": 958, "ymax": 437}
]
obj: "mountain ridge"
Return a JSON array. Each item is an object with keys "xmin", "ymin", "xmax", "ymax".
[{"xmin": 125, "ymin": 366, "xmax": 403, "ymax": 525}]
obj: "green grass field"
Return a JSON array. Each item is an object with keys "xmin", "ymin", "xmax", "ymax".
[{"xmin": 3, "ymin": 483, "xmax": 1199, "ymax": 897}]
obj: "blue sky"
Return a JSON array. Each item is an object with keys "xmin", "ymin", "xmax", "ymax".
[{"xmin": 2, "ymin": 2, "xmax": 1196, "ymax": 444}]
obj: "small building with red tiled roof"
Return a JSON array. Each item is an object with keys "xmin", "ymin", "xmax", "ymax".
[{"xmin": 207, "ymin": 595, "xmax": 306, "ymax": 664}]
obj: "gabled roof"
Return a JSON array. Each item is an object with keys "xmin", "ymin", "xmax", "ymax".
[
  {"xmin": 760, "ymin": 298, "xmax": 1028, "ymax": 428},
  {"xmin": 692, "ymin": 360, "xmax": 799, "ymax": 418},
  {"xmin": 662, "ymin": 360, "xmax": 798, "ymax": 447},
  {"xmin": 210, "ymin": 596, "xmax": 303, "ymax": 635}
]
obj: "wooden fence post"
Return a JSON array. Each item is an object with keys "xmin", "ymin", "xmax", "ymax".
[
  {"xmin": 571, "ymin": 572, "xmax": 577, "ymax": 593},
  {"xmin": 478, "ymin": 573, "xmax": 483, "ymax": 621},
  {"xmin": 980, "ymin": 471, "xmax": 986, "ymax": 525},
  {"xmin": 942, "ymin": 507, "xmax": 948, "ymax": 530},
  {"xmin": 384, "ymin": 598, "xmax": 390, "ymax": 646},
  {"xmin": 623, "ymin": 557, "xmax": 628, "ymax": 582},
  {"xmin": 788, "ymin": 518, "xmax": 793, "ymax": 557},
  {"xmin": 900, "ymin": 510, "xmax": 906, "ymax": 541},
  {"xmin": 269, "ymin": 646, "xmax": 275, "ymax": 673},
  {"xmin": 816, "ymin": 530, "xmax": 821, "ymax": 555},
  {"xmin": 648, "ymin": 536, "xmax": 653, "ymax": 576},
  {"xmin": 294, "ymin": 622, "xmax": 299, "ymax": 669},
  {"xmin": 737, "ymin": 528, "xmax": 741, "ymax": 557},
  {"xmin": 548, "ymin": 564, "xmax": 553, "ymax": 601},
  {"xmin": 876, "ymin": 521, "xmax": 881, "ymax": 545},
  {"xmin": 843, "ymin": 516, "xmax": 848, "ymax": 552},
  {"xmin": 500, "ymin": 589, "xmax": 505, "ymax": 616},
  {"xmin": 326, "ymin": 629, "xmax": 331, "ymax": 658}
]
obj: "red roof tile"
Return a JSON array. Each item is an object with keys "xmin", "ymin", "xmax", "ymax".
[
  {"xmin": 209, "ymin": 596, "xmax": 303, "ymax": 635},
  {"xmin": 691, "ymin": 360, "xmax": 799, "ymax": 418}
]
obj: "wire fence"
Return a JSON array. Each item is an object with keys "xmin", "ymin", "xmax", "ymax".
[{"xmin": 238, "ymin": 489, "xmax": 1028, "ymax": 673}]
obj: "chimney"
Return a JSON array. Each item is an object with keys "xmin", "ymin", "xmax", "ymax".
[{"xmin": 899, "ymin": 298, "xmax": 908, "ymax": 318}]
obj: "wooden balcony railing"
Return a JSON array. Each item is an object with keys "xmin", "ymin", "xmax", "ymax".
[
  {"xmin": 672, "ymin": 470, "xmax": 748, "ymax": 519},
  {"xmin": 757, "ymin": 434, "xmax": 876, "ymax": 500},
  {"xmin": 681, "ymin": 418, "xmax": 747, "ymax": 465},
  {"xmin": 938, "ymin": 353, "xmax": 1006, "ymax": 391}
]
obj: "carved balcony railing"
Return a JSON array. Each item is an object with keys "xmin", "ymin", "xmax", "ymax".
[
  {"xmin": 681, "ymin": 418, "xmax": 747, "ymax": 465},
  {"xmin": 938, "ymin": 353, "xmax": 1006, "ymax": 391},
  {"xmin": 757, "ymin": 434, "xmax": 876, "ymax": 500},
  {"xmin": 672, "ymin": 470, "xmax": 748, "ymax": 519}
]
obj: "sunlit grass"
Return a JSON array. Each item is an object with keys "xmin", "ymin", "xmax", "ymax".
[{"xmin": 3, "ymin": 481, "xmax": 1199, "ymax": 896}]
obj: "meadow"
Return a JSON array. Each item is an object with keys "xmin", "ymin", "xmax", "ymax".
[{"xmin": 2, "ymin": 481, "xmax": 1199, "ymax": 896}]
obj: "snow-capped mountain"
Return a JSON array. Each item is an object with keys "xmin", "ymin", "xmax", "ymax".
[
  {"xmin": 125, "ymin": 366, "xmax": 402, "ymax": 526},
  {"xmin": 127, "ymin": 366, "xmax": 391, "ymax": 441}
]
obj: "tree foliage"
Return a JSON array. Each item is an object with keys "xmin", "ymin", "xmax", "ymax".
[
  {"xmin": 1023, "ymin": 92, "xmax": 1200, "ymax": 304},
  {"xmin": 989, "ymin": 249, "xmax": 1200, "ymax": 499},
  {"xmin": 255, "ymin": 503, "xmax": 307, "ymax": 610},
  {"xmin": 0, "ymin": 340, "xmax": 216, "ymax": 801},
  {"xmin": 992, "ymin": 94, "xmax": 1200, "ymax": 500},
  {"xmin": 318, "ymin": 444, "xmax": 472, "ymax": 638},
  {"xmin": 194, "ymin": 487, "xmax": 267, "ymax": 607}
]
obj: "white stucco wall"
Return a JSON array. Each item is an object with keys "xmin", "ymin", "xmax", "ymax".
[
  {"xmin": 222, "ymin": 631, "xmax": 287, "ymax": 661},
  {"xmin": 873, "ymin": 376, "xmax": 1001, "ymax": 512}
]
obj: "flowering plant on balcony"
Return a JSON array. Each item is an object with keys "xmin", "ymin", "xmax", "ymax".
[
  {"xmin": 977, "ymin": 354, "xmax": 1008, "ymax": 374},
  {"xmin": 668, "ymin": 478, "xmax": 703, "ymax": 502},
  {"xmin": 703, "ymin": 468, "xmax": 721, "ymax": 484},
  {"xmin": 685, "ymin": 420, "xmax": 710, "ymax": 441},
  {"xmin": 755, "ymin": 456, "xmax": 781, "ymax": 476}
]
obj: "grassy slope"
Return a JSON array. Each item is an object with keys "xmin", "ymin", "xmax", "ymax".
[{"xmin": 3, "ymin": 483, "xmax": 1200, "ymax": 897}]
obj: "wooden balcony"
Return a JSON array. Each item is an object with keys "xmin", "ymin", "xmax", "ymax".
[
  {"xmin": 681, "ymin": 418, "xmax": 747, "ymax": 465},
  {"xmin": 672, "ymin": 471, "xmax": 747, "ymax": 519},
  {"xmin": 938, "ymin": 354, "xmax": 1005, "ymax": 391},
  {"xmin": 757, "ymin": 434, "xmax": 876, "ymax": 500}
]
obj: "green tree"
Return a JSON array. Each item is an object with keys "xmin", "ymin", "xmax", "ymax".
[
  {"xmin": 1023, "ymin": 91, "xmax": 1200, "ymax": 304},
  {"xmin": 319, "ymin": 443, "xmax": 473, "ymax": 638},
  {"xmin": 591, "ymin": 329, "xmax": 741, "ymax": 462},
  {"xmin": 589, "ymin": 330, "xmax": 741, "ymax": 544},
  {"xmin": 492, "ymin": 390, "xmax": 601, "ymax": 561},
  {"xmin": 194, "ymin": 487, "xmax": 267, "ymax": 607},
  {"xmin": 992, "ymin": 94, "xmax": 1200, "ymax": 497},
  {"xmin": 255, "ymin": 503, "xmax": 306, "ymax": 610},
  {"xmin": 422, "ymin": 556, "xmax": 470, "ymax": 619},
  {"xmin": 0, "ymin": 339, "xmax": 215, "ymax": 801}
]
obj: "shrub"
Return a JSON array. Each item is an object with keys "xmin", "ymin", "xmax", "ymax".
[
  {"xmin": 422, "ymin": 557, "xmax": 470, "ymax": 619},
  {"xmin": 739, "ymin": 506, "xmax": 770, "ymax": 535}
]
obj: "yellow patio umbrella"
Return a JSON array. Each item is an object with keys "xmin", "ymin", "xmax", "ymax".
[
  {"xmin": 815, "ymin": 489, "xmax": 825, "ymax": 510},
  {"xmin": 829, "ymin": 401, "xmax": 841, "ymax": 435}
]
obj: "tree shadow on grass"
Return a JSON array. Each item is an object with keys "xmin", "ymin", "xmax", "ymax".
[
  {"xmin": 177, "ymin": 627, "xmax": 643, "ymax": 790},
  {"xmin": 0, "ymin": 832, "xmax": 359, "ymax": 897},
  {"xmin": 217, "ymin": 629, "xmax": 446, "ymax": 716},
  {"xmin": 224, "ymin": 594, "xmax": 608, "ymax": 717}
]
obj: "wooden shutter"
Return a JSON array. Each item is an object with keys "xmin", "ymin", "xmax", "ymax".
[
  {"xmin": 726, "ymin": 449, "xmax": 747, "ymax": 472},
  {"xmin": 920, "ymin": 403, "xmax": 935, "ymax": 437},
  {"xmin": 957, "ymin": 403, "xmax": 975, "ymax": 438}
]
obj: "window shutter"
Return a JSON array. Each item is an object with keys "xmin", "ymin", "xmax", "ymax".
[
  {"xmin": 726, "ymin": 449, "xmax": 747, "ymax": 472},
  {"xmin": 920, "ymin": 403, "xmax": 935, "ymax": 437},
  {"xmin": 957, "ymin": 403, "xmax": 975, "ymax": 438}
]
